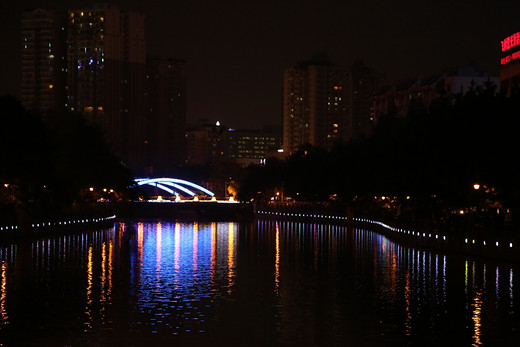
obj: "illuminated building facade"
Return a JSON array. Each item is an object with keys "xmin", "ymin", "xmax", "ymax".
[
  {"xmin": 500, "ymin": 31, "xmax": 520, "ymax": 95},
  {"xmin": 283, "ymin": 56, "xmax": 349, "ymax": 155},
  {"xmin": 66, "ymin": 4, "xmax": 146, "ymax": 173},
  {"xmin": 21, "ymin": 9, "xmax": 67, "ymax": 113},
  {"xmin": 226, "ymin": 127, "xmax": 280, "ymax": 166},
  {"xmin": 145, "ymin": 58, "xmax": 187, "ymax": 175}
]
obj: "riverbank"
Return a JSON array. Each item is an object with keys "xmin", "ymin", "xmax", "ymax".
[
  {"xmin": 0, "ymin": 202, "xmax": 117, "ymax": 241},
  {"xmin": 0, "ymin": 201, "xmax": 254, "ymax": 241},
  {"xmin": 254, "ymin": 203, "xmax": 520, "ymax": 263}
]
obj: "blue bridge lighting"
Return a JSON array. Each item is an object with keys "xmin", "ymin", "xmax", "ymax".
[{"xmin": 134, "ymin": 178, "xmax": 215, "ymax": 198}]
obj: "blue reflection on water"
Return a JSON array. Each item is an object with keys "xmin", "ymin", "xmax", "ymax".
[{"xmin": 125, "ymin": 221, "xmax": 236, "ymax": 334}]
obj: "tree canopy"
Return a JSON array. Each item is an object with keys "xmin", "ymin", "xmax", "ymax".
[
  {"xmin": 238, "ymin": 83, "xmax": 520, "ymax": 212},
  {"xmin": 0, "ymin": 96, "xmax": 135, "ymax": 209}
]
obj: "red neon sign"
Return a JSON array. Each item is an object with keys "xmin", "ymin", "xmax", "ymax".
[
  {"xmin": 502, "ymin": 32, "xmax": 520, "ymax": 52},
  {"xmin": 501, "ymin": 50, "xmax": 520, "ymax": 65}
]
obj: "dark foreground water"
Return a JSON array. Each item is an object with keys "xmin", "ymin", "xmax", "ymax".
[{"xmin": 0, "ymin": 220, "xmax": 519, "ymax": 346}]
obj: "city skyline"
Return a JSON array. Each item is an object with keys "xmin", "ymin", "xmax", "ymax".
[{"xmin": 1, "ymin": 0, "xmax": 519, "ymax": 129}]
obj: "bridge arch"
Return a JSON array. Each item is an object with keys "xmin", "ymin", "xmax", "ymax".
[{"xmin": 134, "ymin": 178, "xmax": 215, "ymax": 198}]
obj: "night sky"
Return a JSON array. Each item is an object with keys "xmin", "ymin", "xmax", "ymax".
[{"xmin": 1, "ymin": 0, "xmax": 519, "ymax": 129}]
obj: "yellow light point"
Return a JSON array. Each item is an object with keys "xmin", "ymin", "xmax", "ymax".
[
  {"xmin": 229, "ymin": 196, "xmax": 235, "ymax": 202},
  {"xmin": 175, "ymin": 195, "xmax": 181, "ymax": 202},
  {"xmin": 473, "ymin": 183, "xmax": 480, "ymax": 190},
  {"xmin": 193, "ymin": 196, "xmax": 199, "ymax": 202},
  {"xmin": 211, "ymin": 196, "xmax": 217, "ymax": 202}
]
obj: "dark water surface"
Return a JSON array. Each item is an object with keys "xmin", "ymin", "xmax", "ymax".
[{"xmin": 0, "ymin": 220, "xmax": 519, "ymax": 346}]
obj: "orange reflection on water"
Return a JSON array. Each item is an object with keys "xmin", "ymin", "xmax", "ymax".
[
  {"xmin": 0, "ymin": 262, "xmax": 7, "ymax": 325},
  {"xmin": 101, "ymin": 242, "xmax": 107, "ymax": 303},
  {"xmin": 100, "ymin": 238, "xmax": 114, "ymax": 315},
  {"xmin": 107, "ymin": 239, "xmax": 113, "ymax": 298},
  {"xmin": 471, "ymin": 290, "xmax": 483, "ymax": 346},
  {"xmin": 404, "ymin": 272, "xmax": 412, "ymax": 336},
  {"xmin": 84, "ymin": 246, "xmax": 93, "ymax": 332}
]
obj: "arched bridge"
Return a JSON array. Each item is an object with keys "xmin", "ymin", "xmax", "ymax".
[{"xmin": 134, "ymin": 177, "xmax": 215, "ymax": 198}]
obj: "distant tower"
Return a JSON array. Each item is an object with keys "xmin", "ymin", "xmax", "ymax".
[
  {"xmin": 21, "ymin": 8, "xmax": 67, "ymax": 114},
  {"xmin": 146, "ymin": 58, "xmax": 187, "ymax": 175},
  {"xmin": 283, "ymin": 56, "xmax": 349, "ymax": 154},
  {"xmin": 66, "ymin": 4, "xmax": 146, "ymax": 173}
]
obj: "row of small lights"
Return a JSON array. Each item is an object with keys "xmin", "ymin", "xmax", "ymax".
[
  {"xmin": 356, "ymin": 218, "xmax": 515, "ymax": 249},
  {"xmin": 464, "ymin": 238, "xmax": 514, "ymax": 248},
  {"xmin": 255, "ymin": 213, "xmax": 515, "ymax": 250},
  {"xmin": 256, "ymin": 210, "xmax": 348, "ymax": 221},
  {"xmin": 355, "ymin": 218, "xmax": 447, "ymax": 241},
  {"xmin": 31, "ymin": 215, "xmax": 116, "ymax": 229},
  {"xmin": 1, "ymin": 215, "xmax": 116, "ymax": 232},
  {"xmin": 145, "ymin": 196, "xmax": 236, "ymax": 203}
]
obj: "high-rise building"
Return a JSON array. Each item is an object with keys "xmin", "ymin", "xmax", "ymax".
[
  {"xmin": 185, "ymin": 120, "xmax": 226, "ymax": 167},
  {"xmin": 21, "ymin": 8, "xmax": 67, "ymax": 113},
  {"xmin": 66, "ymin": 4, "xmax": 146, "ymax": 173},
  {"xmin": 283, "ymin": 56, "xmax": 349, "ymax": 155},
  {"xmin": 500, "ymin": 31, "xmax": 520, "ymax": 95},
  {"xmin": 226, "ymin": 127, "xmax": 280, "ymax": 166},
  {"xmin": 145, "ymin": 58, "xmax": 187, "ymax": 175}
]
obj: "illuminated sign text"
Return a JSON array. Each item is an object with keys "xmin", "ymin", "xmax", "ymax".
[
  {"xmin": 501, "ymin": 50, "xmax": 520, "ymax": 65},
  {"xmin": 502, "ymin": 32, "xmax": 520, "ymax": 52}
]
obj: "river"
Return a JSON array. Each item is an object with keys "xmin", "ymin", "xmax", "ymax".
[{"xmin": 0, "ymin": 219, "xmax": 519, "ymax": 346}]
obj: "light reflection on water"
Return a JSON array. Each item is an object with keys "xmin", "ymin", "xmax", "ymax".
[
  {"xmin": 0, "ymin": 220, "xmax": 519, "ymax": 345},
  {"xmin": 126, "ymin": 221, "xmax": 237, "ymax": 336}
]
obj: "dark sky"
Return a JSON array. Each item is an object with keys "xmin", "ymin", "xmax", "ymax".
[{"xmin": 1, "ymin": 0, "xmax": 519, "ymax": 129}]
